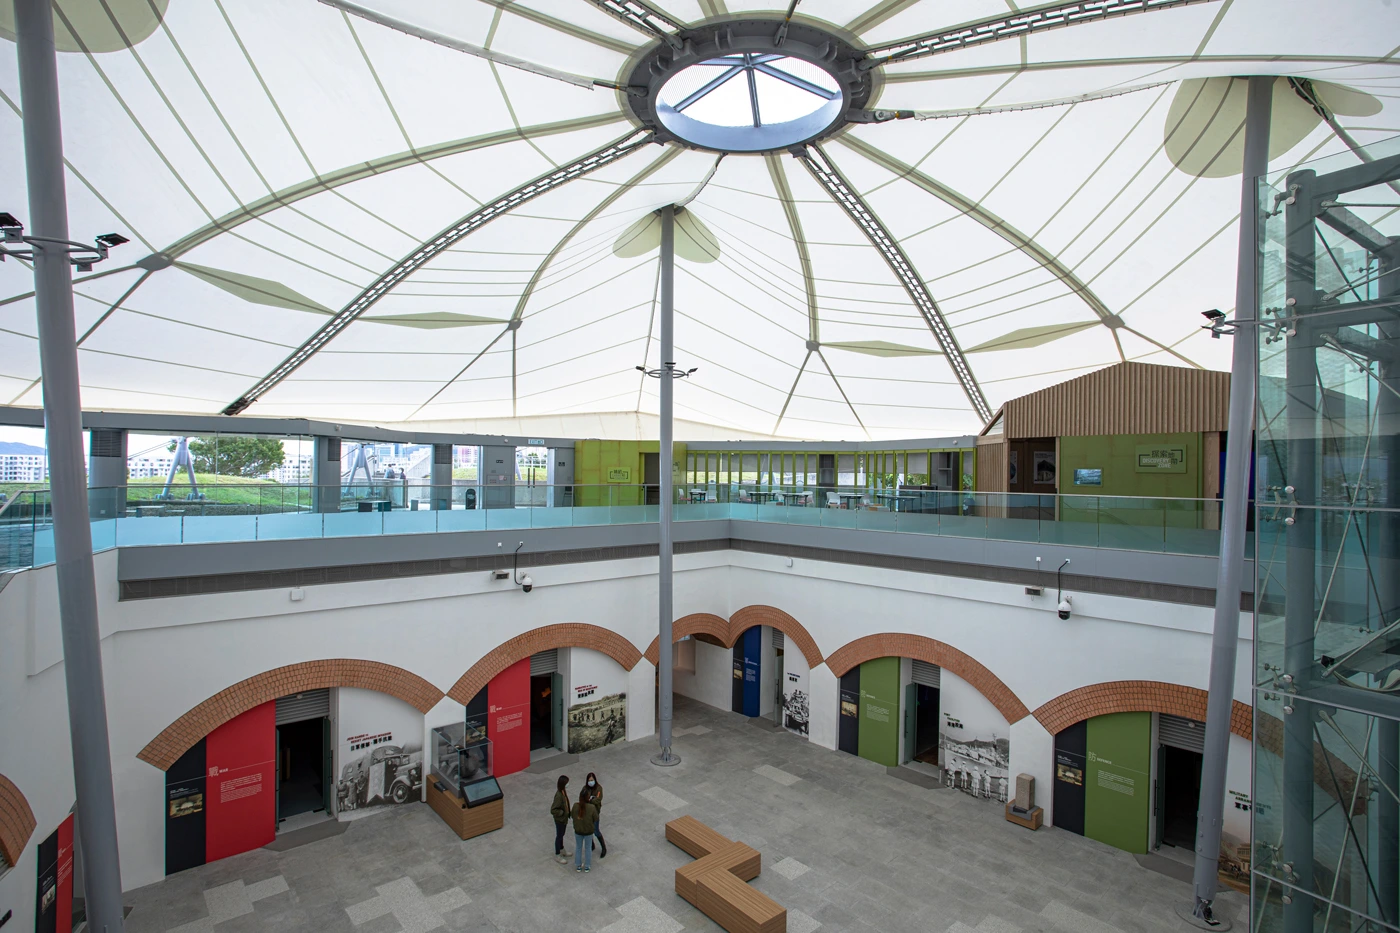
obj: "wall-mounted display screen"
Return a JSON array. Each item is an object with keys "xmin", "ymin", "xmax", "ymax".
[{"xmin": 1073, "ymin": 468, "xmax": 1103, "ymax": 486}]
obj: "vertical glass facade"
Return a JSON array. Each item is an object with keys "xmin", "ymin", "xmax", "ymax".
[{"xmin": 1253, "ymin": 136, "xmax": 1400, "ymax": 933}]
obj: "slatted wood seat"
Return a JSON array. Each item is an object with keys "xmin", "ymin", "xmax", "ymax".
[
  {"xmin": 696, "ymin": 869, "xmax": 786, "ymax": 933},
  {"xmin": 675, "ymin": 840, "xmax": 761, "ymax": 905},
  {"xmin": 665, "ymin": 814, "xmax": 733, "ymax": 859}
]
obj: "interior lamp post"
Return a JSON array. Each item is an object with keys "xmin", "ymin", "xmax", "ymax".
[{"xmin": 636, "ymin": 204, "xmax": 695, "ymax": 767}]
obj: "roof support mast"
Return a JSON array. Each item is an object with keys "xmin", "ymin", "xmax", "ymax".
[
  {"xmin": 13, "ymin": 2, "xmax": 127, "ymax": 930},
  {"xmin": 1181, "ymin": 74, "xmax": 1271, "ymax": 931}
]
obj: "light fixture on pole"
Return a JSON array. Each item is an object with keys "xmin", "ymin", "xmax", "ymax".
[{"xmin": 0, "ymin": 212, "xmax": 128, "ymax": 272}]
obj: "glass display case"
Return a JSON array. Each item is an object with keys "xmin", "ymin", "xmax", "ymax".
[{"xmin": 430, "ymin": 722, "xmax": 492, "ymax": 800}]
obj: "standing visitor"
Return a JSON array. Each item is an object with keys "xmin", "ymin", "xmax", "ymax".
[
  {"xmin": 585, "ymin": 772, "xmax": 607, "ymax": 858},
  {"xmin": 572, "ymin": 787, "xmax": 598, "ymax": 873},
  {"xmin": 550, "ymin": 775, "xmax": 571, "ymax": 863}
]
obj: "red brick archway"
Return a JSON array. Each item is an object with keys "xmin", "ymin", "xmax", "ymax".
[
  {"xmin": 137, "ymin": 660, "xmax": 444, "ymax": 771},
  {"xmin": 642, "ymin": 606, "xmax": 825, "ymax": 670},
  {"xmin": 643, "ymin": 613, "xmax": 730, "ymax": 666},
  {"xmin": 729, "ymin": 606, "xmax": 824, "ymax": 669},
  {"xmin": 825, "ymin": 633, "xmax": 1030, "ymax": 724},
  {"xmin": 0, "ymin": 774, "xmax": 36, "ymax": 868},
  {"xmin": 1032, "ymin": 681, "xmax": 1253, "ymax": 740},
  {"xmin": 448, "ymin": 623, "xmax": 643, "ymax": 704}
]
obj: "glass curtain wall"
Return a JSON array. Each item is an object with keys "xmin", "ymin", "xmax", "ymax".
[{"xmin": 1253, "ymin": 136, "xmax": 1400, "ymax": 933}]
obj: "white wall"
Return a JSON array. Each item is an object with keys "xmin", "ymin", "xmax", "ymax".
[
  {"xmin": 0, "ymin": 543, "xmax": 1256, "ymax": 895},
  {"xmin": 674, "ymin": 640, "xmax": 732, "ymax": 712},
  {"xmin": 808, "ymin": 664, "xmax": 838, "ymax": 751},
  {"xmin": 780, "ymin": 645, "xmax": 810, "ymax": 738},
  {"xmin": 567, "ymin": 648, "xmax": 629, "ymax": 754},
  {"xmin": 335, "ymin": 688, "xmax": 425, "ymax": 819},
  {"xmin": 940, "ymin": 670, "xmax": 1012, "ymax": 799},
  {"xmin": 1009, "ymin": 717, "xmax": 1055, "ymax": 822}
]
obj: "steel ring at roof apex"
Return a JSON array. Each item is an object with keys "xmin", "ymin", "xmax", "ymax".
[{"xmin": 621, "ymin": 18, "xmax": 877, "ymax": 154}]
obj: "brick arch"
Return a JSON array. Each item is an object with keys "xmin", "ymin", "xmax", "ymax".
[
  {"xmin": 0, "ymin": 773, "xmax": 37, "ymax": 868},
  {"xmin": 825, "ymin": 633, "xmax": 1030, "ymax": 724},
  {"xmin": 644, "ymin": 613, "xmax": 731, "ymax": 666},
  {"xmin": 1033, "ymin": 680, "xmax": 1253, "ymax": 740},
  {"xmin": 728, "ymin": 605, "xmax": 824, "ymax": 669},
  {"xmin": 137, "ymin": 660, "xmax": 444, "ymax": 771},
  {"xmin": 448, "ymin": 623, "xmax": 643, "ymax": 704}
]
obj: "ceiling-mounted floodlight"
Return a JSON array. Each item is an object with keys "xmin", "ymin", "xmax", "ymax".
[{"xmin": 0, "ymin": 211, "xmax": 129, "ymax": 271}]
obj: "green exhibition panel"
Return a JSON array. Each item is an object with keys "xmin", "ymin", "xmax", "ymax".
[
  {"xmin": 1085, "ymin": 712, "xmax": 1153, "ymax": 854},
  {"xmin": 857, "ymin": 657, "xmax": 901, "ymax": 768}
]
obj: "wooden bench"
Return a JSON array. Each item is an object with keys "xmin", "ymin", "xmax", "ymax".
[
  {"xmin": 665, "ymin": 814, "xmax": 734, "ymax": 859},
  {"xmin": 697, "ymin": 869, "xmax": 786, "ymax": 933},
  {"xmin": 675, "ymin": 840, "xmax": 761, "ymax": 905}
]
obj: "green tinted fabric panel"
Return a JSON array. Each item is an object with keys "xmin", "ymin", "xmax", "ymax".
[
  {"xmin": 857, "ymin": 657, "xmax": 900, "ymax": 768},
  {"xmin": 1059, "ymin": 433, "xmax": 1202, "ymax": 501},
  {"xmin": 1085, "ymin": 711, "xmax": 1153, "ymax": 854}
]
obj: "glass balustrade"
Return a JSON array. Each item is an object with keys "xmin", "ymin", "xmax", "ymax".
[{"xmin": 0, "ymin": 480, "xmax": 1244, "ymax": 575}]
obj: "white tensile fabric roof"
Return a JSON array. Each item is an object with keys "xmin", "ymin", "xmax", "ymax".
[{"xmin": 1, "ymin": 0, "xmax": 1397, "ymax": 440}]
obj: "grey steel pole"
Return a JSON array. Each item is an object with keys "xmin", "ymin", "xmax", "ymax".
[
  {"xmin": 1182, "ymin": 74, "xmax": 1271, "ymax": 930},
  {"xmin": 14, "ymin": 1, "xmax": 126, "ymax": 929},
  {"xmin": 652, "ymin": 204, "xmax": 680, "ymax": 767}
]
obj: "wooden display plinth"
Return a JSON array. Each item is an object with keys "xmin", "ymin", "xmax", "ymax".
[
  {"xmin": 1004, "ymin": 803, "xmax": 1043, "ymax": 831},
  {"xmin": 427, "ymin": 780, "xmax": 502, "ymax": 840}
]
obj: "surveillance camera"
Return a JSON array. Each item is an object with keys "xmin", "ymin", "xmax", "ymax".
[
  {"xmin": 520, "ymin": 574, "xmax": 533, "ymax": 594},
  {"xmin": 1058, "ymin": 596, "xmax": 1072, "ymax": 621}
]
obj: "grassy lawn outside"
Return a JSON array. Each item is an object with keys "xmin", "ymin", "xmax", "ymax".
[{"xmin": 128, "ymin": 474, "xmax": 309, "ymax": 510}]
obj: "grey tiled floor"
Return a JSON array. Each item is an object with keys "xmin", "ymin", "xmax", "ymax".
[{"xmin": 124, "ymin": 697, "xmax": 1244, "ymax": 933}]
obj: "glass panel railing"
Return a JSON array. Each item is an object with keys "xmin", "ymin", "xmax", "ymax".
[{"xmin": 0, "ymin": 483, "xmax": 1246, "ymax": 573}]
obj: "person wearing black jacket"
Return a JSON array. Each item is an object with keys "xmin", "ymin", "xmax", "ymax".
[
  {"xmin": 549, "ymin": 775, "xmax": 571, "ymax": 864},
  {"xmin": 585, "ymin": 772, "xmax": 607, "ymax": 858}
]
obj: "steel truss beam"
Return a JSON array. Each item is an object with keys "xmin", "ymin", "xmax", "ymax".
[
  {"xmin": 861, "ymin": 0, "xmax": 1219, "ymax": 69},
  {"xmin": 584, "ymin": 0, "xmax": 685, "ymax": 45},
  {"xmin": 792, "ymin": 143, "xmax": 992, "ymax": 424},
  {"xmin": 223, "ymin": 129, "xmax": 655, "ymax": 415}
]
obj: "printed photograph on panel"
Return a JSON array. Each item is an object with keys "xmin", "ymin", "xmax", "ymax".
[
  {"xmin": 337, "ymin": 741, "xmax": 422, "ymax": 812},
  {"xmin": 568, "ymin": 693, "xmax": 626, "ymax": 753},
  {"xmin": 783, "ymin": 688, "xmax": 809, "ymax": 736},
  {"xmin": 942, "ymin": 721, "xmax": 1010, "ymax": 802}
]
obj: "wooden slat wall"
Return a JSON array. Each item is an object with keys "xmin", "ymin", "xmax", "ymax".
[
  {"xmin": 1004, "ymin": 363, "xmax": 1229, "ymax": 439},
  {"xmin": 975, "ymin": 440, "xmax": 1006, "ymax": 492}
]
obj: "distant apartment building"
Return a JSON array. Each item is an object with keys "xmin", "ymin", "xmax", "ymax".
[{"xmin": 0, "ymin": 441, "xmax": 47, "ymax": 482}]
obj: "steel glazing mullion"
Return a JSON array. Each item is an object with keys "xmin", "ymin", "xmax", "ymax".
[
  {"xmin": 861, "ymin": 0, "xmax": 1220, "ymax": 68},
  {"xmin": 674, "ymin": 66, "xmax": 745, "ymax": 112},
  {"xmin": 795, "ymin": 145, "xmax": 990, "ymax": 422},
  {"xmin": 222, "ymin": 130, "xmax": 654, "ymax": 414}
]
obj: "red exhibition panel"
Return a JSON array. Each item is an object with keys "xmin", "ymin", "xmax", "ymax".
[
  {"xmin": 488, "ymin": 657, "xmax": 530, "ymax": 777},
  {"xmin": 204, "ymin": 700, "xmax": 276, "ymax": 862},
  {"xmin": 56, "ymin": 813, "xmax": 74, "ymax": 933}
]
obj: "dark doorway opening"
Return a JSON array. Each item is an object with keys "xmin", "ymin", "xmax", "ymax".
[
  {"xmin": 530, "ymin": 674, "xmax": 555, "ymax": 751},
  {"xmin": 276, "ymin": 717, "xmax": 326, "ymax": 824},
  {"xmin": 643, "ymin": 452, "xmax": 660, "ymax": 505},
  {"xmin": 1160, "ymin": 744, "xmax": 1203, "ymax": 849},
  {"xmin": 913, "ymin": 684, "xmax": 940, "ymax": 764}
]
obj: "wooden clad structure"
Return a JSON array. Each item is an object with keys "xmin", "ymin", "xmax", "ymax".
[
  {"xmin": 1002, "ymin": 363, "xmax": 1229, "ymax": 440},
  {"xmin": 427, "ymin": 779, "xmax": 503, "ymax": 840}
]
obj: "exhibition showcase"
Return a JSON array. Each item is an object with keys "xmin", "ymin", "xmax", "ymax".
[{"xmin": 1, "ymin": 1, "xmax": 1397, "ymax": 932}]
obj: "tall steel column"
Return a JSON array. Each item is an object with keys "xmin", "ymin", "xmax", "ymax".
[
  {"xmin": 1183, "ymin": 74, "xmax": 1272, "ymax": 930},
  {"xmin": 652, "ymin": 204, "xmax": 680, "ymax": 767},
  {"xmin": 1282, "ymin": 165, "xmax": 1319, "ymax": 933},
  {"xmin": 14, "ymin": 1, "xmax": 126, "ymax": 929},
  {"xmin": 1374, "ymin": 247, "xmax": 1399, "ymax": 926}
]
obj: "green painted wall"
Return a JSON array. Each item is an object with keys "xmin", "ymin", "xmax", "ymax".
[
  {"xmin": 1085, "ymin": 711, "xmax": 1152, "ymax": 854},
  {"xmin": 573, "ymin": 440, "xmax": 686, "ymax": 507},
  {"xmin": 857, "ymin": 656, "xmax": 901, "ymax": 767},
  {"xmin": 1059, "ymin": 432, "xmax": 1202, "ymax": 499}
]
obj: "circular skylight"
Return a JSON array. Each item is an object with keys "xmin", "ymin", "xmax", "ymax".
[{"xmin": 654, "ymin": 54, "xmax": 844, "ymax": 153}]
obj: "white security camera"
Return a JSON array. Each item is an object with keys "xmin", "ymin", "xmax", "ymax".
[
  {"xmin": 520, "ymin": 574, "xmax": 533, "ymax": 594},
  {"xmin": 1058, "ymin": 596, "xmax": 1072, "ymax": 621}
]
